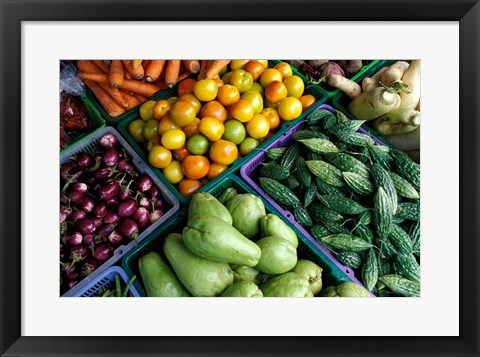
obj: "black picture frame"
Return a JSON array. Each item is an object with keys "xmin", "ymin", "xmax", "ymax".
[{"xmin": 1, "ymin": 0, "xmax": 479, "ymax": 356}]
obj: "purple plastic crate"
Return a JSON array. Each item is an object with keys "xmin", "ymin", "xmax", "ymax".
[{"xmin": 241, "ymin": 104, "xmax": 388, "ymax": 295}]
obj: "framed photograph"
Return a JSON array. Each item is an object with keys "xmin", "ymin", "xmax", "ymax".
[{"xmin": 1, "ymin": 0, "xmax": 479, "ymax": 356}]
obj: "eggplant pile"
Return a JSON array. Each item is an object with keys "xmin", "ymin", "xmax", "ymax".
[{"xmin": 60, "ymin": 133, "xmax": 168, "ymax": 294}]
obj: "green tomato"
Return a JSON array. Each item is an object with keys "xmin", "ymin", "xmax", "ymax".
[
  {"xmin": 128, "ymin": 119, "xmax": 146, "ymax": 143},
  {"xmin": 139, "ymin": 100, "xmax": 156, "ymax": 120},
  {"xmin": 222, "ymin": 120, "xmax": 246, "ymax": 145},
  {"xmin": 239, "ymin": 137, "xmax": 260, "ymax": 156},
  {"xmin": 142, "ymin": 119, "xmax": 159, "ymax": 140},
  {"xmin": 187, "ymin": 134, "xmax": 209, "ymax": 155}
]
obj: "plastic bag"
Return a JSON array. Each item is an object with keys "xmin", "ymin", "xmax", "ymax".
[{"xmin": 60, "ymin": 62, "xmax": 85, "ymax": 99}]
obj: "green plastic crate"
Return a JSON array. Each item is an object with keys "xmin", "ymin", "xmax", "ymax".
[
  {"xmin": 331, "ymin": 60, "xmax": 403, "ymax": 147},
  {"xmin": 61, "ymin": 95, "xmax": 106, "ymax": 152},
  {"xmin": 121, "ymin": 174, "xmax": 354, "ymax": 297},
  {"xmin": 117, "ymin": 62, "xmax": 328, "ymax": 204},
  {"xmin": 273, "ymin": 60, "xmax": 381, "ymax": 98}
]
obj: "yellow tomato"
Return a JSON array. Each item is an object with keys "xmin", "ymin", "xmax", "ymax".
[
  {"xmin": 229, "ymin": 100, "xmax": 254, "ymax": 123},
  {"xmin": 169, "ymin": 100, "xmax": 197, "ymax": 127},
  {"xmin": 278, "ymin": 97, "xmax": 303, "ymax": 121},
  {"xmin": 148, "ymin": 145, "xmax": 172, "ymax": 169},
  {"xmin": 230, "ymin": 60, "xmax": 250, "ymax": 70},
  {"xmin": 162, "ymin": 160, "xmax": 184, "ymax": 184},
  {"xmin": 157, "ymin": 116, "xmax": 180, "ymax": 135},
  {"xmin": 261, "ymin": 107, "xmax": 281, "ymax": 131},
  {"xmin": 274, "ymin": 62, "xmax": 293, "ymax": 79},
  {"xmin": 241, "ymin": 90, "xmax": 264, "ymax": 114},
  {"xmin": 260, "ymin": 68, "xmax": 283, "ymax": 88},
  {"xmin": 199, "ymin": 117, "xmax": 225, "ymax": 142},
  {"xmin": 161, "ymin": 129, "xmax": 186, "ymax": 150},
  {"xmin": 245, "ymin": 114, "xmax": 270, "ymax": 139},
  {"xmin": 283, "ymin": 75, "xmax": 305, "ymax": 98},
  {"xmin": 193, "ymin": 79, "xmax": 218, "ymax": 102}
]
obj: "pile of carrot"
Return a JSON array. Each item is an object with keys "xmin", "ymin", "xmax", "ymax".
[{"xmin": 76, "ymin": 60, "xmax": 203, "ymax": 118}]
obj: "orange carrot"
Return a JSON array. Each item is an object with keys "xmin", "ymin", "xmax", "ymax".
[
  {"xmin": 206, "ymin": 60, "xmax": 231, "ymax": 79},
  {"xmin": 92, "ymin": 60, "xmax": 109, "ymax": 74},
  {"xmin": 99, "ymin": 83, "xmax": 128, "ymax": 108},
  {"xmin": 109, "ymin": 60, "xmax": 124, "ymax": 88},
  {"xmin": 134, "ymin": 93, "xmax": 148, "ymax": 103},
  {"xmin": 197, "ymin": 60, "xmax": 212, "ymax": 80},
  {"xmin": 119, "ymin": 90, "xmax": 141, "ymax": 110},
  {"xmin": 165, "ymin": 60, "xmax": 181, "ymax": 88},
  {"xmin": 123, "ymin": 60, "xmax": 144, "ymax": 80},
  {"xmin": 84, "ymin": 80, "xmax": 125, "ymax": 117},
  {"xmin": 78, "ymin": 72, "xmax": 109, "ymax": 84},
  {"xmin": 177, "ymin": 71, "xmax": 190, "ymax": 82},
  {"xmin": 152, "ymin": 80, "xmax": 169, "ymax": 90},
  {"xmin": 119, "ymin": 79, "xmax": 160, "ymax": 97},
  {"xmin": 76, "ymin": 60, "xmax": 104, "ymax": 74},
  {"xmin": 182, "ymin": 60, "xmax": 201, "ymax": 74},
  {"xmin": 142, "ymin": 60, "xmax": 151, "ymax": 70},
  {"xmin": 145, "ymin": 60, "xmax": 166, "ymax": 82},
  {"xmin": 132, "ymin": 60, "xmax": 143, "ymax": 69}
]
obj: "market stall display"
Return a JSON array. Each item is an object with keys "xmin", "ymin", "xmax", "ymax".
[{"xmin": 59, "ymin": 58, "xmax": 421, "ymax": 298}]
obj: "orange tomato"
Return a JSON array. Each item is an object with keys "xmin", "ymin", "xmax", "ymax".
[
  {"xmin": 216, "ymin": 84, "xmax": 240, "ymax": 107},
  {"xmin": 264, "ymin": 99, "xmax": 280, "ymax": 109},
  {"xmin": 299, "ymin": 94, "xmax": 316, "ymax": 111},
  {"xmin": 213, "ymin": 78, "xmax": 224, "ymax": 88},
  {"xmin": 199, "ymin": 117, "xmax": 225, "ymax": 141},
  {"xmin": 193, "ymin": 79, "xmax": 218, "ymax": 102},
  {"xmin": 161, "ymin": 129, "xmax": 186, "ymax": 150},
  {"xmin": 148, "ymin": 145, "xmax": 172, "ymax": 169},
  {"xmin": 182, "ymin": 155, "xmax": 210, "ymax": 180},
  {"xmin": 152, "ymin": 100, "xmax": 170, "ymax": 120},
  {"xmin": 177, "ymin": 93, "xmax": 201, "ymax": 115},
  {"xmin": 144, "ymin": 134, "xmax": 162, "ymax": 152},
  {"xmin": 243, "ymin": 60, "xmax": 265, "ymax": 81},
  {"xmin": 278, "ymin": 97, "xmax": 303, "ymax": 121},
  {"xmin": 177, "ymin": 78, "xmax": 197, "ymax": 96},
  {"xmin": 261, "ymin": 107, "xmax": 281, "ymax": 130},
  {"xmin": 209, "ymin": 140, "xmax": 238, "ymax": 165},
  {"xmin": 207, "ymin": 163, "xmax": 229, "ymax": 180},
  {"xmin": 169, "ymin": 100, "xmax": 197, "ymax": 127},
  {"xmin": 182, "ymin": 118, "xmax": 201, "ymax": 138},
  {"xmin": 178, "ymin": 178, "xmax": 203, "ymax": 197},
  {"xmin": 229, "ymin": 99, "xmax": 254, "ymax": 123},
  {"xmin": 162, "ymin": 160, "xmax": 184, "ymax": 184},
  {"xmin": 157, "ymin": 116, "xmax": 180, "ymax": 135},
  {"xmin": 245, "ymin": 114, "xmax": 270, "ymax": 139},
  {"xmin": 200, "ymin": 101, "xmax": 227, "ymax": 122},
  {"xmin": 259, "ymin": 68, "xmax": 283, "ymax": 88},
  {"xmin": 230, "ymin": 60, "xmax": 250, "ymax": 70},
  {"xmin": 265, "ymin": 81, "xmax": 288, "ymax": 103},
  {"xmin": 173, "ymin": 145, "xmax": 190, "ymax": 161},
  {"xmin": 274, "ymin": 62, "xmax": 293, "ymax": 79}
]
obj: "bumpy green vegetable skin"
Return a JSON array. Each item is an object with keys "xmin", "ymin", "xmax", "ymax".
[
  {"xmin": 163, "ymin": 233, "xmax": 234, "ymax": 297},
  {"xmin": 138, "ymin": 251, "xmax": 190, "ymax": 297},
  {"xmin": 183, "ymin": 215, "xmax": 261, "ymax": 267},
  {"xmin": 261, "ymin": 272, "xmax": 313, "ymax": 297},
  {"xmin": 225, "ymin": 193, "xmax": 266, "ymax": 239}
]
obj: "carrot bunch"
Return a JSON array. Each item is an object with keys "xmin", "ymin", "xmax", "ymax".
[{"xmin": 76, "ymin": 59, "xmax": 202, "ymax": 118}]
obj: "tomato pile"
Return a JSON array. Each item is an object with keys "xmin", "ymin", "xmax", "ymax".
[{"xmin": 127, "ymin": 60, "xmax": 317, "ymax": 197}]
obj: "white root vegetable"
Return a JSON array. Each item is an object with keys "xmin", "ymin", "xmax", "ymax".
[
  {"xmin": 362, "ymin": 67, "xmax": 388, "ymax": 92},
  {"xmin": 399, "ymin": 59, "xmax": 421, "ymax": 109},
  {"xmin": 348, "ymin": 86, "xmax": 401, "ymax": 121},
  {"xmin": 380, "ymin": 61, "xmax": 409, "ymax": 87},
  {"xmin": 325, "ymin": 74, "xmax": 362, "ymax": 100},
  {"xmin": 375, "ymin": 107, "xmax": 421, "ymax": 126},
  {"xmin": 385, "ymin": 126, "xmax": 420, "ymax": 152},
  {"xmin": 415, "ymin": 98, "xmax": 420, "ymax": 111},
  {"xmin": 372, "ymin": 120, "xmax": 418, "ymax": 135}
]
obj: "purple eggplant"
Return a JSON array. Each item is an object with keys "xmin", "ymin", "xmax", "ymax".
[
  {"xmin": 67, "ymin": 280, "xmax": 79, "ymax": 289},
  {"xmin": 118, "ymin": 188, "xmax": 132, "ymax": 201},
  {"xmin": 153, "ymin": 198, "xmax": 165, "ymax": 209},
  {"xmin": 150, "ymin": 209, "xmax": 165, "ymax": 224},
  {"xmin": 99, "ymin": 133, "xmax": 118, "ymax": 149},
  {"xmin": 99, "ymin": 181, "xmax": 121, "ymax": 200},
  {"xmin": 105, "ymin": 197, "xmax": 119, "ymax": 206},
  {"xmin": 148, "ymin": 186, "xmax": 160, "ymax": 200},
  {"xmin": 60, "ymin": 162, "xmax": 77, "ymax": 181},
  {"xmin": 68, "ymin": 245, "xmax": 88, "ymax": 265},
  {"xmin": 66, "ymin": 231, "xmax": 83, "ymax": 246},
  {"xmin": 60, "ymin": 205, "xmax": 72, "ymax": 223},
  {"xmin": 76, "ymin": 152, "xmax": 94, "ymax": 168},
  {"xmin": 117, "ymin": 159, "xmax": 134, "ymax": 174},
  {"xmin": 133, "ymin": 207, "xmax": 150, "ymax": 229},
  {"xmin": 70, "ymin": 210, "xmax": 87, "ymax": 223},
  {"xmin": 119, "ymin": 219, "xmax": 139, "ymax": 240},
  {"xmin": 70, "ymin": 182, "xmax": 88, "ymax": 194},
  {"xmin": 94, "ymin": 202, "xmax": 109, "ymax": 218},
  {"xmin": 63, "ymin": 264, "xmax": 79, "ymax": 281},
  {"xmin": 80, "ymin": 257, "xmax": 99, "ymax": 277},
  {"xmin": 81, "ymin": 196, "xmax": 95, "ymax": 213},
  {"xmin": 139, "ymin": 197, "xmax": 151, "ymax": 210},
  {"xmin": 62, "ymin": 166, "xmax": 86, "ymax": 192},
  {"xmin": 76, "ymin": 219, "xmax": 96, "ymax": 235},
  {"xmin": 103, "ymin": 211, "xmax": 120, "ymax": 225},
  {"xmin": 97, "ymin": 224, "xmax": 116, "ymax": 238},
  {"xmin": 91, "ymin": 216, "xmax": 103, "ymax": 228},
  {"xmin": 67, "ymin": 190, "xmax": 84, "ymax": 206},
  {"xmin": 82, "ymin": 234, "xmax": 95, "ymax": 249},
  {"xmin": 136, "ymin": 175, "xmax": 153, "ymax": 193},
  {"xmin": 93, "ymin": 243, "xmax": 114, "ymax": 262},
  {"xmin": 118, "ymin": 198, "xmax": 138, "ymax": 218},
  {"xmin": 108, "ymin": 230, "xmax": 124, "ymax": 245},
  {"xmin": 103, "ymin": 148, "xmax": 119, "ymax": 167},
  {"xmin": 94, "ymin": 167, "xmax": 114, "ymax": 180}
]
